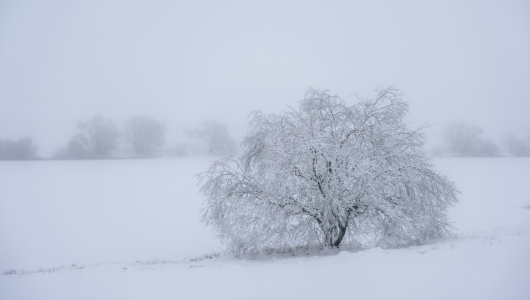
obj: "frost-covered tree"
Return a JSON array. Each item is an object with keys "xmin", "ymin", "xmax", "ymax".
[
  {"xmin": 199, "ymin": 87, "xmax": 459, "ymax": 255},
  {"xmin": 124, "ymin": 116, "xmax": 166, "ymax": 155}
]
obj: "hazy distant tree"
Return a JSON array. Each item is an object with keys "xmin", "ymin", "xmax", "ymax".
[
  {"xmin": 440, "ymin": 122, "xmax": 499, "ymax": 156},
  {"xmin": 60, "ymin": 114, "xmax": 120, "ymax": 158},
  {"xmin": 199, "ymin": 87, "xmax": 459, "ymax": 255},
  {"xmin": 54, "ymin": 138, "xmax": 92, "ymax": 159},
  {"xmin": 189, "ymin": 120, "xmax": 237, "ymax": 155},
  {"xmin": 442, "ymin": 122, "xmax": 481, "ymax": 155},
  {"xmin": 476, "ymin": 139, "xmax": 501, "ymax": 156},
  {"xmin": 502, "ymin": 132, "xmax": 530, "ymax": 156},
  {"xmin": 173, "ymin": 142, "xmax": 189, "ymax": 157},
  {"xmin": 0, "ymin": 139, "xmax": 5, "ymax": 159},
  {"xmin": 124, "ymin": 116, "xmax": 166, "ymax": 155},
  {"xmin": 0, "ymin": 137, "xmax": 38, "ymax": 160}
]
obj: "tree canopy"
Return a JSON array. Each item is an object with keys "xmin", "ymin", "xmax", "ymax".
[
  {"xmin": 199, "ymin": 87, "xmax": 459, "ymax": 255},
  {"xmin": 124, "ymin": 116, "xmax": 166, "ymax": 155}
]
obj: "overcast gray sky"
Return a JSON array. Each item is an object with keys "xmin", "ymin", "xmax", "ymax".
[{"xmin": 1, "ymin": 0, "xmax": 529, "ymax": 156}]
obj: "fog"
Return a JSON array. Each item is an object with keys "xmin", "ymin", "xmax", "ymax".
[{"xmin": 1, "ymin": 1, "xmax": 529, "ymax": 156}]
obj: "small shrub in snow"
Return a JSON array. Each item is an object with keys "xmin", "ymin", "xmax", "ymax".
[
  {"xmin": 199, "ymin": 87, "xmax": 459, "ymax": 255},
  {"xmin": 187, "ymin": 252, "xmax": 222, "ymax": 262},
  {"xmin": 2, "ymin": 269, "xmax": 17, "ymax": 276}
]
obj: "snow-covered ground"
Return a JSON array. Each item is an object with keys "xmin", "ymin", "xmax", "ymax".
[{"xmin": 1, "ymin": 157, "xmax": 529, "ymax": 299}]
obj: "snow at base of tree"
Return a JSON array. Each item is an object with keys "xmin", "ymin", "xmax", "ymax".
[{"xmin": 2, "ymin": 227, "xmax": 529, "ymax": 300}]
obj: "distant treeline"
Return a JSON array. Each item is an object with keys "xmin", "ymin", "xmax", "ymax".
[
  {"xmin": 431, "ymin": 121, "xmax": 530, "ymax": 157},
  {"xmin": 0, "ymin": 137, "xmax": 38, "ymax": 160},
  {"xmin": 3, "ymin": 118, "xmax": 529, "ymax": 160},
  {"xmin": 1, "ymin": 114, "xmax": 238, "ymax": 160}
]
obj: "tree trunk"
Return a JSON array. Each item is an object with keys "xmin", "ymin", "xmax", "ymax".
[
  {"xmin": 313, "ymin": 213, "xmax": 350, "ymax": 249},
  {"xmin": 321, "ymin": 222, "xmax": 348, "ymax": 249}
]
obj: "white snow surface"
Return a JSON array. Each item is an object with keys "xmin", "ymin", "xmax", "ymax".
[{"xmin": 1, "ymin": 157, "xmax": 529, "ymax": 299}]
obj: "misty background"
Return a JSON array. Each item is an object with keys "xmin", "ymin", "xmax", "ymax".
[{"xmin": 1, "ymin": 0, "xmax": 529, "ymax": 157}]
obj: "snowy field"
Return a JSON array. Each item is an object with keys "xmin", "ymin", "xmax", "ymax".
[{"xmin": 0, "ymin": 157, "xmax": 529, "ymax": 299}]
